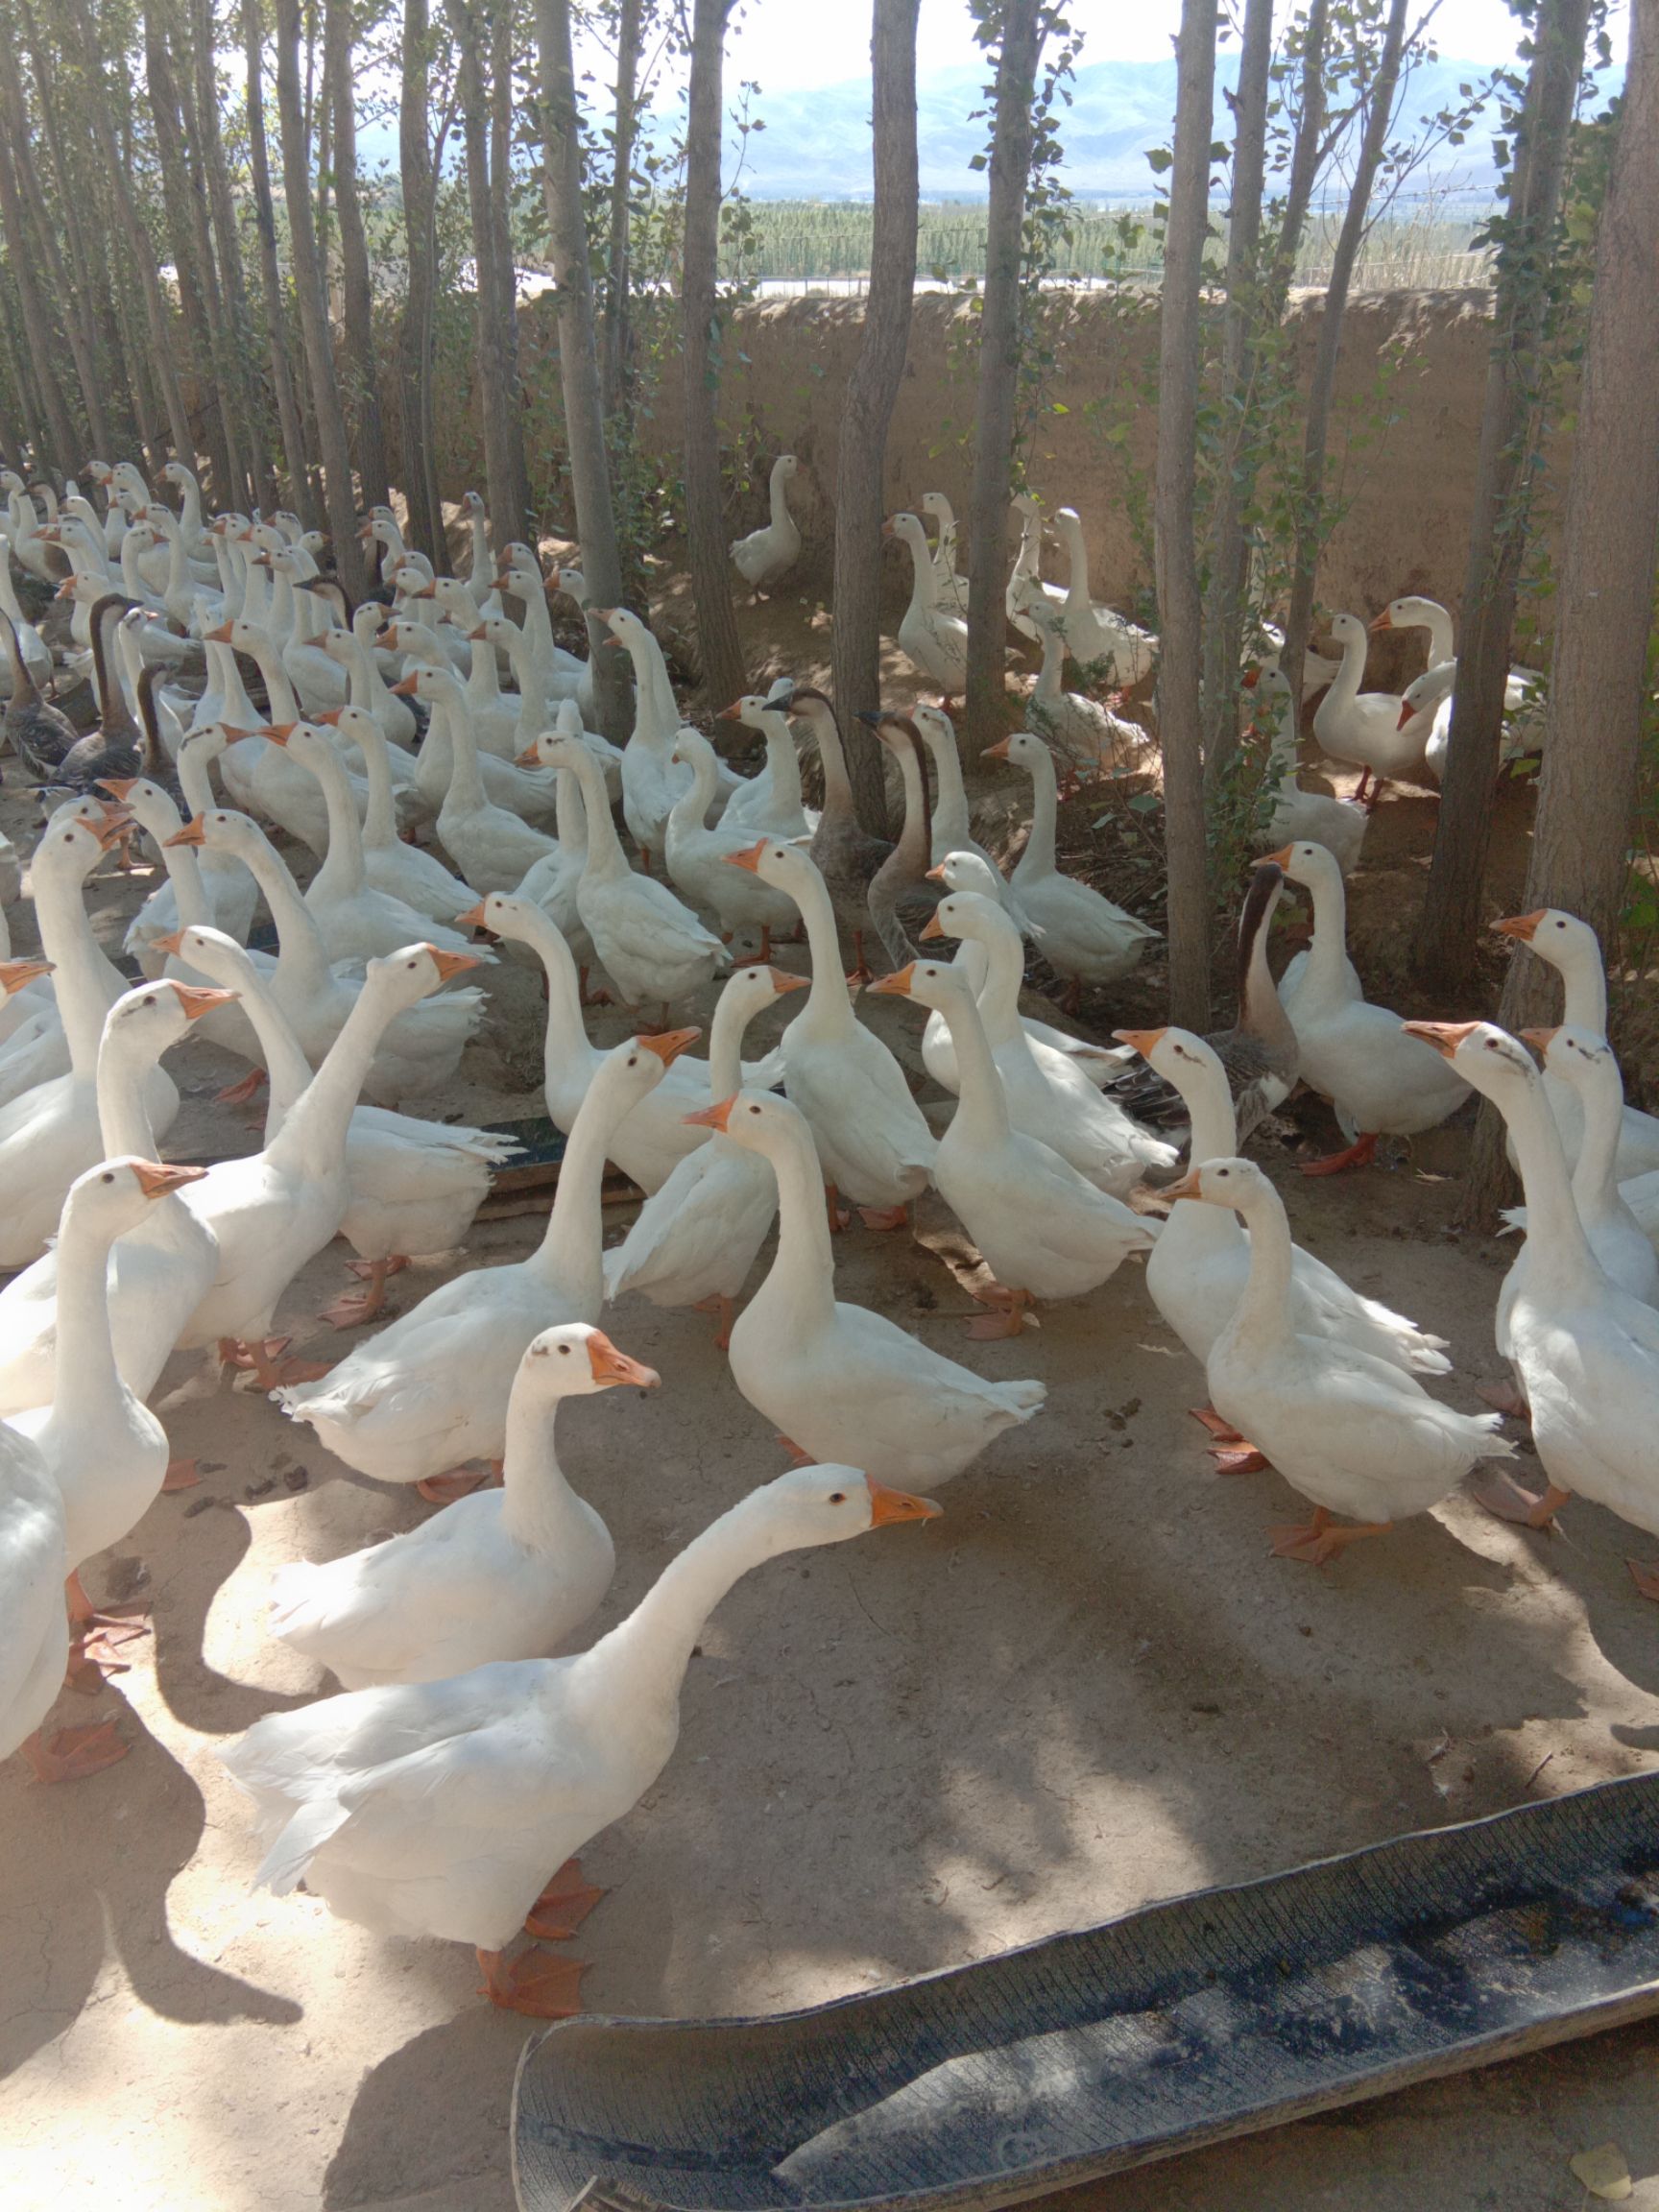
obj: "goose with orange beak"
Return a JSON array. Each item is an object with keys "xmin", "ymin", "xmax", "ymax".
[
  {"xmin": 1402, "ymin": 1020, "xmax": 1659, "ymax": 1576},
  {"xmin": 869, "ymin": 960, "xmax": 1154, "ymax": 1335},
  {"xmin": 222, "ymin": 1464, "xmax": 938, "ymax": 2021},
  {"xmin": 276, "ymin": 1033, "xmax": 702, "ymax": 1497},
  {"xmin": 695, "ymin": 1087, "xmax": 1042, "ymax": 1484},
  {"xmin": 605, "ymin": 966, "xmax": 807, "ymax": 1342},
  {"xmin": 1162, "ymin": 1155, "xmax": 1513, "ymax": 1568},
  {"xmin": 1493, "ymin": 908, "xmax": 1659, "ymax": 1180},
  {"xmin": 718, "ymin": 835, "xmax": 933, "ymax": 1231},
  {"xmin": 269, "ymin": 1323, "xmax": 661, "ymax": 1690},
  {"xmin": 1112, "ymin": 1026, "xmax": 1450, "ymax": 1471}
]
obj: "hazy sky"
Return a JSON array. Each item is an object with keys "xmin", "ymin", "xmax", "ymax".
[{"xmin": 696, "ymin": 0, "xmax": 1624, "ymax": 90}]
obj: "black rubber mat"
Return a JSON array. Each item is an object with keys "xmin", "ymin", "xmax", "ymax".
[{"xmin": 514, "ymin": 1771, "xmax": 1659, "ymax": 2212}]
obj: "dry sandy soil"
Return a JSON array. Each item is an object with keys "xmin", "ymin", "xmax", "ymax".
[{"xmin": 5, "ymin": 637, "xmax": 1659, "ymax": 2212}]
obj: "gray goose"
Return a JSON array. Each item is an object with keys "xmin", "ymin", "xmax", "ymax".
[{"xmin": 786, "ymin": 684, "xmax": 895, "ymax": 977}]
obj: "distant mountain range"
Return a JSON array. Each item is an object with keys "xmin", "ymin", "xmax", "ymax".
[{"xmin": 681, "ymin": 52, "xmax": 1617, "ymax": 204}]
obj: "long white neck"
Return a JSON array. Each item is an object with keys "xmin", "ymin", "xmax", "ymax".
[
  {"xmin": 758, "ymin": 715, "xmax": 805, "ymax": 814},
  {"xmin": 230, "ymin": 833, "xmax": 335, "ymax": 995},
  {"xmin": 1061, "ymin": 521, "xmax": 1092, "ymax": 607},
  {"xmin": 509, "ymin": 906, "xmax": 600, "ymax": 1080},
  {"xmin": 499, "ymin": 1388, "xmax": 593, "ymax": 1549},
  {"xmin": 1499, "ymin": 1069, "xmax": 1600, "ymax": 1288},
  {"xmin": 668, "ymin": 743, "xmax": 719, "ymax": 832},
  {"xmin": 1017, "ymin": 748, "xmax": 1058, "ymax": 878},
  {"xmin": 507, "ymin": 632, "xmax": 548, "ymax": 739},
  {"xmin": 209, "ymin": 950, "xmax": 314, "ymax": 1131},
  {"xmin": 934, "ymin": 985, "xmax": 1010, "ymax": 1144},
  {"xmin": 1555, "ymin": 944, "xmax": 1608, "ymax": 1035},
  {"xmin": 350, "ymin": 720, "xmax": 400, "ymax": 851},
  {"xmin": 563, "ymin": 747, "xmax": 629, "ymax": 879},
  {"xmin": 768, "ymin": 464, "xmax": 792, "ymax": 530},
  {"xmin": 792, "ymin": 866, "xmax": 856, "ymax": 1038},
  {"xmin": 466, "ymin": 635, "xmax": 502, "ymax": 708},
  {"xmin": 1012, "ymin": 506, "xmax": 1041, "ymax": 585},
  {"xmin": 1331, "ymin": 625, "xmax": 1367, "ymax": 707},
  {"xmin": 441, "ymin": 687, "xmax": 491, "ymax": 813},
  {"xmin": 96, "ymin": 1026, "xmax": 164, "ymax": 1156},
  {"xmin": 526, "ymin": 1069, "xmax": 637, "ymax": 1305},
  {"xmin": 757, "ymin": 1118, "xmax": 838, "ymax": 1332},
  {"xmin": 556, "ymin": 768, "xmax": 587, "ymax": 857},
  {"xmin": 804, "ymin": 702, "xmax": 854, "ymax": 822},
  {"xmin": 265, "ymin": 978, "xmax": 397, "ymax": 1174},
  {"xmin": 1568, "ymin": 1056, "xmax": 1624, "ymax": 1221},
  {"xmin": 36, "ymin": 862, "xmax": 113, "ymax": 1074},
  {"xmin": 46, "ymin": 1194, "xmax": 131, "ymax": 1443},
  {"xmin": 708, "ymin": 987, "xmax": 762, "ymax": 1098},
  {"xmin": 1299, "ymin": 863, "xmax": 1351, "ymax": 1005},
  {"xmin": 1035, "ymin": 625, "xmax": 1063, "ymax": 701},
  {"xmin": 243, "ymin": 629, "xmax": 301, "ymax": 723},
  {"xmin": 925, "ymin": 727, "xmax": 970, "ymax": 850},
  {"xmin": 962, "ymin": 918, "xmax": 1025, "ymax": 1046},
  {"xmin": 304, "ymin": 743, "xmax": 369, "ymax": 900},
  {"xmin": 1227, "ymin": 1188, "xmax": 1298, "ymax": 1355},
  {"xmin": 902, "ymin": 531, "xmax": 933, "ymax": 623},
  {"xmin": 567, "ymin": 1488, "xmax": 798, "ymax": 1732}
]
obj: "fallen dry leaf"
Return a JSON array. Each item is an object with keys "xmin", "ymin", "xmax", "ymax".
[{"xmin": 1571, "ymin": 2142, "xmax": 1633, "ymax": 2200}]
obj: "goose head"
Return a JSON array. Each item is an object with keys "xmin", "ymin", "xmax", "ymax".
[
  {"xmin": 868, "ymin": 956, "xmax": 970, "ymax": 1016},
  {"xmin": 105, "ymin": 976, "xmax": 239, "ymax": 1061},
  {"xmin": 165, "ymin": 805, "xmax": 276, "ymax": 870},
  {"xmin": 1264, "ymin": 838, "xmax": 1342, "ymax": 894},
  {"xmin": 156, "ymin": 923, "xmax": 257, "ymax": 994},
  {"xmin": 1113, "ymin": 1023, "xmax": 1229, "ymax": 1102},
  {"xmin": 714, "ymin": 962, "xmax": 809, "ymax": 1022},
  {"xmin": 925, "ymin": 850, "xmax": 1004, "ymax": 902},
  {"xmin": 1400, "ymin": 1020, "xmax": 1538, "ymax": 1101},
  {"xmin": 552, "ymin": 567, "xmax": 588, "ymax": 604},
  {"xmin": 518, "ymin": 1322, "xmax": 660, "ymax": 1401},
  {"xmin": 33, "ymin": 812, "xmax": 128, "ymax": 893},
  {"xmin": 1398, "ymin": 660, "xmax": 1456, "ymax": 728},
  {"xmin": 1495, "ymin": 906, "xmax": 1600, "ymax": 983},
  {"xmin": 1520, "ymin": 1022, "xmax": 1623, "ymax": 1106},
  {"xmin": 62, "ymin": 1155, "xmax": 210, "ymax": 1240},
  {"xmin": 98, "ymin": 774, "xmax": 181, "ymax": 840},
  {"xmin": 587, "ymin": 1029, "xmax": 701, "ymax": 1121},
  {"xmin": 454, "ymin": 891, "xmax": 542, "ymax": 950},
  {"xmin": 916, "ymin": 884, "xmax": 1013, "ymax": 951},
  {"xmin": 981, "ymin": 729, "xmax": 1051, "ymax": 781},
  {"xmin": 880, "ymin": 511, "xmax": 928, "ymax": 556},
  {"xmin": 360, "ymin": 942, "xmax": 486, "ymax": 1018},
  {"xmin": 1161, "ymin": 1155, "xmax": 1274, "ymax": 1216},
  {"xmin": 725, "ymin": 1463, "xmax": 942, "ymax": 1553},
  {"xmin": 720, "ymin": 835, "xmax": 816, "ymax": 901}
]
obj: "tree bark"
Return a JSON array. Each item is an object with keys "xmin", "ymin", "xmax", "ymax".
[
  {"xmin": 1266, "ymin": 0, "xmax": 1330, "ymax": 308},
  {"xmin": 602, "ymin": 0, "xmax": 643, "ymax": 423},
  {"xmin": 243, "ymin": 0, "xmax": 316, "ymax": 518},
  {"xmin": 1200, "ymin": 0, "xmax": 1273, "ymax": 785},
  {"xmin": 830, "ymin": 0, "xmax": 923, "ymax": 832},
  {"xmin": 0, "ymin": 68, "xmax": 103, "ymax": 460},
  {"xmin": 535, "ymin": 0, "xmax": 632, "ymax": 738},
  {"xmin": 1154, "ymin": 0, "xmax": 1218, "ymax": 1030},
  {"xmin": 1461, "ymin": 0, "xmax": 1659, "ymax": 1218},
  {"xmin": 1278, "ymin": 0, "xmax": 1409, "ymax": 731},
  {"xmin": 449, "ymin": 0, "xmax": 531, "ymax": 537},
  {"xmin": 1411, "ymin": 0, "xmax": 1593, "ymax": 996},
  {"xmin": 273, "ymin": 0, "xmax": 364, "ymax": 592},
  {"xmin": 0, "ymin": 132, "xmax": 78, "ymax": 468},
  {"xmin": 682, "ymin": 0, "xmax": 747, "ymax": 706},
  {"xmin": 487, "ymin": 0, "xmax": 529, "ymax": 525},
  {"xmin": 191, "ymin": 0, "xmax": 265, "ymax": 505},
  {"xmin": 398, "ymin": 0, "xmax": 445, "ymax": 561},
  {"xmin": 326, "ymin": 0, "xmax": 392, "ymax": 510},
  {"xmin": 963, "ymin": 0, "xmax": 1047, "ymax": 752}
]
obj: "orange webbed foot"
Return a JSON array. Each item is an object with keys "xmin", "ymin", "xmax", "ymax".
[
  {"xmin": 1628, "ymin": 1559, "xmax": 1659, "ymax": 1603},
  {"xmin": 1269, "ymin": 1509, "xmax": 1391, "ymax": 1567},
  {"xmin": 857, "ymin": 1203, "xmax": 910, "ymax": 1233},
  {"xmin": 692, "ymin": 1294, "xmax": 735, "ymax": 1351},
  {"xmin": 1211, "ymin": 1445, "xmax": 1270, "ymax": 1475},
  {"xmin": 22, "ymin": 1720, "xmax": 130, "ymax": 1783},
  {"xmin": 1470, "ymin": 1472, "xmax": 1570, "ymax": 1530},
  {"xmin": 1189, "ymin": 1407, "xmax": 1245, "ymax": 1443},
  {"xmin": 416, "ymin": 1462, "xmax": 500, "ymax": 1505},
  {"xmin": 162, "ymin": 1457, "xmax": 201, "ymax": 1491},
  {"xmin": 475, "ymin": 1946, "xmax": 588, "ymax": 2019},
  {"xmin": 214, "ymin": 1067, "xmax": 269, "ymax": 1106},
  {"xmin": 523, "ymin": 1859, "xmax": 606, "ymax": 1940},
  {"xmin": 776, "ymin": 1436, "xmax": 814, "ymax": 1468}
]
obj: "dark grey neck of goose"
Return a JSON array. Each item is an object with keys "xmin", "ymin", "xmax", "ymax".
[
  {"xmin": 1236, "ymin": 863, "xmax": 1295, "ymax": 1054},
  {"xmin": 791, "ymin": 686, "xmax": 855, "ymax": 821},
  {"xmin": 135, "ymin": 662, "xmax": 169, "ymax": 780},
  {"xmin": 878, "ymin": 715, "xmax": 930, "ymax": 874},
  {"xmin": 88, "ymin": 592, "xmax": 138, "ymax": 737},
  {"xmin": 0, "ymin": 611, "xmax": 39, "ymax": 707}
]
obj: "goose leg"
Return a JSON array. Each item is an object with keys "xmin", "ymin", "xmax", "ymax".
[
  {"xmin": 475, "ymin": 1946, "xmax": 588, "ymax": 2020},
  {"xmin": 577, "ymin": 967, "xmax": 611, "ymax": 1008},
  {"xmin": 825, "ymin": 1184, "xmax": 852, "ymax": 1233},
  {"xmin": 1626, "ymin": 1559, "xmax": 1659, "ymax": 1603},
  {"xmin": 214, "ymin": 1066, "xmax": 268, "ymax": 1105},
  {"xmin": 1471, "ymin": 1472, "xmax": 1571, "ymax": 1529},
  {"xmin": 1353, "ymin": 767, "xmax": 1373, "ymax": 805},
  {"xmin": 776, "ymin": 1436, "xmax": 814, "ymax": 1467},
  {"xmin": 1300, "ymin": 1131, "xmax": 1379, "ymax": 1177},
  {"xmin": 693, "ymin": 1293, "xmax": 736, "ymax": 1350},
  {"xmin": 524, "ymin": 1858, "xmax": 606, "ymax": 1939},
  {"xmin": 966, "ymin": 1285, "xmax": 1034, "ymax": 1338},
  {"xmin": 845, "ymin": 932, "xmax": 876, "ymax": 987},
  {"xmin": 857, "ymin": 1201, "xmax": 912, "ymax": 1233},
  {"xmin": 1269, "ymin": 1507, "xmax": 1392, "ymax": 1567},
  {"xmin": 321, "ymin": 1255, "xmax": 408, "ymax": 1328},
  {"xmin": 1060, "ymin": 975, "xmax": 1083, "ymax": 1017},
  {"xmin": 733, "ymin": 926, "xmax": 774, "ymax": 970},
  {"xmin": 1476, "ymin": 1375, "xmax": 1530, "ymax": 1419},
  {"xmin": 417, "ymin": 1458, "xmax": 504, "ymax": 1505},
  {"xmin": 20, "ymin": 1721, "xmax": 129, "ymax": 1783}
]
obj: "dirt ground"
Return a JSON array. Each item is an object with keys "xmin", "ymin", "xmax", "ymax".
[{"xmin": 6, "ymin": 620, "xmax": 1659, "ymax": 2212}]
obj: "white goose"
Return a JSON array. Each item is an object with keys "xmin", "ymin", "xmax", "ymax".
[
  {"xmin": 1505, "ymin": 1026, "xmax": 1659, "ymax": 1310},
  {"xmin": 714, "ymin": 691, "xmax": 816, "ymax": 840},
  {"xmin": 1167, "ymin": 1156, "xmax": 1513, "ymax": 1566},
  {"xmin": 392, "ymin": 660, "xmax": 560, "ymax": 828},
  {"xmin": 276, "ymin": 1034, "xmax": 697, "ymax": 1496},
  {"xmin": 1246, "ymin": 666, "xmax": 1368, "ymax": 876},
  {"xmin": 604, "ymin": 606, "xmax": 701, "ymax": 858},
  {"xmin": 723, "ymin": 836, "xmax": 935, "ymax": 1227},
  {"xmin": 705, "ymin": 1088, "xmax": 1044, "ymax": 1481},
  {"xmin": 1051, "ymin": 509, "xmax": 1157, "ymax": 685},
  {"xmin": 990, "ymin": 730, "xmax": 1159, "ymax": 1009},
  {"xmin": 920, "ymin": 491, "xmax": 970, "ymax": 617},
  {"xmin": 315, "ymin": 706, "xmax": 477, "ymax": 925},
  {"xmin": 1005, "ymin": 491, "xmax": 1066, "ymax": 642},
  {"xmin": 268, "ymin": 1323, "xmax": 659, "ymax": 1689},
  {"xmin": 164, "ymin": 924, "xmax": 517, "ymax": 1326},
  {"xmin": 730, "ymin": 454, "xmax": 802, "ymax": 592},
  {"xmin": 1312, "ymin": 612, "xmax": 1438, "ymax": 802},
  {"xmin": 870, "ymin": 958, "xmax": 1155, "ymax": 1334},
  {"xmin": 1494, "ymin": 908, "xmax": 1659, "ymax": 1179},
  {"xmin": 885, "ymin": 511, "xmax": 969, "ymax": 698},
  {"xmin": 1272, "ymin": 839, "xmax": 1468, "ymax": 1173},
  {"xmin": 911, "ymin": 704, "xmax": 998, "ymax": 873},
  {"xmin": 664, "ymin": 728, "xmax": 801, "ymax": 961},
  {"xmin": 219, "ymin": 1465, "xmax": 938, "ymax": 2019},
  {"xmin": 604, "ymin": 964, "xmax": 806, "ymax": 1343},
  {"xmin": 1404, "ymin": 1021, "xmax": 1659, "ymax": 1585}
]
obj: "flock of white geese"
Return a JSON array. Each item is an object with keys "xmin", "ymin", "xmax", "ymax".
[{"xmin": 0, "ymin": 453, "xmax": 1652, "ymax": 2025}]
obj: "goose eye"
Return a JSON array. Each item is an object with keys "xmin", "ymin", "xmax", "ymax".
[
  {"xmin": 829, "ymin": 1490, "xmax": 847, "ymax": 1504},
  {"xmin": 101, "ymin": 1171, "xmax": 114, "ymax": 1184},
  {"xmin": 558, "ymin": 1343, "xmax": 570, "ymax": 1355}
]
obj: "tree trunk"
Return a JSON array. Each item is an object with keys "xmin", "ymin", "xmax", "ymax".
[
  {"xmin": 830, "ymin": 0, "xmax": 923, "ymax": 832},
  {"xmin": 0, "ymin": 131, "xmax": 78, "ymax": 467},
  {"xmin": 1461, "ymin": 0, "xmax": 1659, "ymax": 1220},
  {"xmin": 450, "ymin": 0, "xmax": 531, "ymax": 538},
  {"xmin": 602, "ymin": 0, "xmax": 643, "ymax": 422},
  {"xmin": 1154, "ymin": 0, "xmax": 1218, "ymax": 1030},
  {"xmin": 963, "ymin": 0, "xmax": 1046, "ymax": 752},
  {"xmin": 191, "ymin": 0, "xmax": 265, "ymax": 506},
  {"xmin": 1199, "ymin": 0, "xmax": 1273, "ymax": 785},
  {"xmin": 243, "ymin": 0, "xmax": 316, "ymax": 518},
  {"xmin": 682, "ymin": 0, "xmax": 746, "ymax": 706},
  {"xmin": 1278, "ymin": 0, "xmax": 1409, "ymax": 731},
  {"xmin": 398, "ymin": 0, "xmax": 445, "ymax": 561},
  {"xmin": 143, "ymin": 0, "xmax": 240, "ymax": 502},
  {"xmin": 326, "ymin": 0, "xmax": 392, "ymax": 510},
  {"xmin": 0, "ymin": 70, "xmax": 104, "ymax": 460},
  {"xmin": 273, "ymin": 0, "xmax": 364, "ymax": 593},
  {"xmin": 1411, "ymin": 0, "xmax": 1593, "ymax": 996},
  {"xmin": 1266, "ymin": 0, "xmax": 1330, "ymax": 308},
  {"xmin": 535, "ymin": 0, "xmax": 632, "ymax": 738},
  {"xmin": 487, "ymin": 0, "xmax": 530, "ymax": 531}
]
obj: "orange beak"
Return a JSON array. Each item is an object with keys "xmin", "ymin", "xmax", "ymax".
[
  {"xmin": 717, "ymin": 701, "xmax": 743, "ymax": 721},
  {"xmin": 204, "ymin": 621, "xmax": 234, "ymax": 644},
  {"xmin": 918, "ymin": 912, "xmax": 947, "ymax": 942},
  {"xmin": 1395, "ymin": 698, "xmax": 1417, "ymax": 731},
  {"xmin": 723, "ymin": 840, "xmax": 768, "ymax": 875},
  {"xmin": 92, "ymin": 814, "xmax": 132, "ymax": 852},
  {"xmin": 1112, "ymin": 1025, "xmax": 1166, "ymax": 1057},
  {"xmin": 982, "ymin": 736, "xmax": 1012, "ymax": 761},
  {"xmin": 55, "ymin": 575, "xmax": 77, "ymax": 599},
  {"xmin": 468, "ymin": 624, "xmax": 488, "ymax": 641},
  {"xmin": 1263, "ymin": 844, "xmax": 1294, "ymax": 868},
  {"xmin": 263, "ymin": 723, "xmax": 296, "ymax": 746},
  {"xmin": 767, "ymin": 967, "xmax": 808, "ymax": 996},
  {"xmin": 316, "ymin": 707, "xmax": 343, "ymax": 726},
  {"xmin": 516, "ymin": 744, "xmax": 542, "ymax": 768},
  {"xmin": 585, "ymin": 1331, "xmax": 661, "ymax": 1390},
  {"xmin": 426, "ymin": 948, "xmax": 482, "ymax": 982},
  {"xmin": 640, "ymin": 1026, "xmax": 700, "ymax": 1067},
  {"xmin": 1241, "ymin": 665, "xmax": 1260, "ymax": 689},
  {"xmin": 924, "ymin": 862, "xmax": 949, "ymax": 883},
  {"xmin": 879, "ymin": 518, "xmax": 896, "ymax": 541},
  {"xmin": 590, "ymin": 605, "xmax": 615, "ymax": 622},
  {"xmin": 152, "ymin": 928, "xmax": 188, "ymax": 957},
  {"xmin": 1400, "ymin": 1020, "xmax": 1483, "ymax": 1059},
  {"xmin": 1519, "ymin": 1025, "xmax": 1560, "ymax": 1052},
  {"xmin": 867, "ymin": 963, "xmax": 917, "ymax": 997},
  {"xmin": 391, "ymin": 673, "xmax": 421, "ymax": 697},
  {"xmin": 683, "ymin": 1093, "xmax": 736, "ymax": 1131},
  {"xmin": 132, "ymin": 1161, "xmax": 209, "ymax": 1200},
  {"xmin": 98, "ymin": 778, "xmax": 143, "ymax": 804},
  {"xmin": 0, "ymin": 957, "xmax": 52, "ymax": 991},
  {"xmin": 1368, "ymin": 608, "xmax": 1395, "ymax": 634},
  {"xmin": 165, "ymin": 820, "xmax": 208, "ymax": 849},
  {"xmin": 866, "ymin": 1475, "xmax": 943, "ymax": 1527},
  {"xmin": 1495, "ymin": 910, "xmax": 1545, "ymax": 942},
  {"xmin": 173, "ymin": 983, "xmax": 239, "ymax": 1021},
  {"xmin": 1161, "ymin": 1169, "xmax": 1204, "ymax": 1202},
  {"xmin": 454, "ymin": 901, "xmax": 492, "ymax": 932}
]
